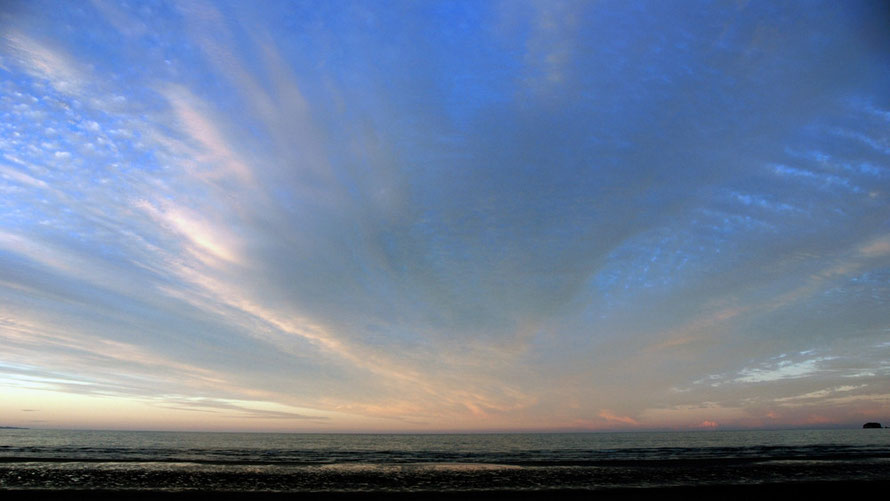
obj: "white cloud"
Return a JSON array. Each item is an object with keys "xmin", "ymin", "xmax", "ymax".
[
  {"xmin": 734, "ymin": 357, "xmax": 834, "ymax": 383},
  {"xmin": 3, "ymin": 31, "xmax": 89, "ymax": 94}
]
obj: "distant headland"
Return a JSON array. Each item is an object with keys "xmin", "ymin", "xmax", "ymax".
[
  {"xmin": 862, "ymin": 422, "xmax": 884, "ymax": 429},
  {"xmin": 0, "ymin": 426, "xmax": 29, "ymax": 429}
]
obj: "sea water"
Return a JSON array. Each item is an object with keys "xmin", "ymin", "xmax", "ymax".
[{"xmin": 2, "ymin": 428, "xmax": 889, "ymax": 491}]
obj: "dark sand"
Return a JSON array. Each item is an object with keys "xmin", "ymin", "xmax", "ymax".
[{"xmin": 4, "ymin": 481, "xmax": 890, "ymax": 500}]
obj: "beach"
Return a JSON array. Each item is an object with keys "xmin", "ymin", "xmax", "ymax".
[{"xmin": 4, "ymin": 482, "xmax": 890, "ymax": 501}]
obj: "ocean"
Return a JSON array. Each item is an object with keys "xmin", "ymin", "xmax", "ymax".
[{"xmin": 2, "ymin": 428, "xmax": 889, "ymax": 493}]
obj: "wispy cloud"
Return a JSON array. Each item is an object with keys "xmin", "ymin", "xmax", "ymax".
[{"xmin": 2, "ymin": 31, "xmax": 88, "ymax": 94}]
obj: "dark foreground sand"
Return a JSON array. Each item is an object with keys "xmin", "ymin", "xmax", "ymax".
[{"xmin": 4, "ymin": 481, "xmax": 890, "ymax": 501}]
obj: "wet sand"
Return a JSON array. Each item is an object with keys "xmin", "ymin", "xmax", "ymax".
[{"xmin": 4, "ymin": 481, "xmax": 890, "ymax": 500}]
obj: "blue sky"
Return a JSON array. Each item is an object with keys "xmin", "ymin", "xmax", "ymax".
[{"xmin": 1, "ymin": 0, "xmax": 889, "ymax": 431}]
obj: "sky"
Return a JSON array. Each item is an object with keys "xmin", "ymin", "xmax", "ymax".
[{"xmin": 0, "ymin": 0, "xmax": 889, "ymax": 433}]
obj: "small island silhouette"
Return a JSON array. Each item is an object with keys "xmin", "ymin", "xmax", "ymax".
[{"xmin": 862, "ymin": 422, "xmax": 883, "ymax": 429}]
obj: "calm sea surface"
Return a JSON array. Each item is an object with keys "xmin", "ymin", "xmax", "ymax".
[{"xmin": 2, "ymin": 429, "xmax": 889, "ymax": 491}]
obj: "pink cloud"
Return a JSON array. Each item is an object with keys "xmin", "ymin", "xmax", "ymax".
[{"xmin": 598, "ymin": 410, "xmax": 639, "ymax": 426}]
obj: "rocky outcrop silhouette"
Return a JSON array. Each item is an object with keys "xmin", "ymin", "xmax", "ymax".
[{"xmin": 862, "ymin": 422, "xmax": 883, "ymax": 429}]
